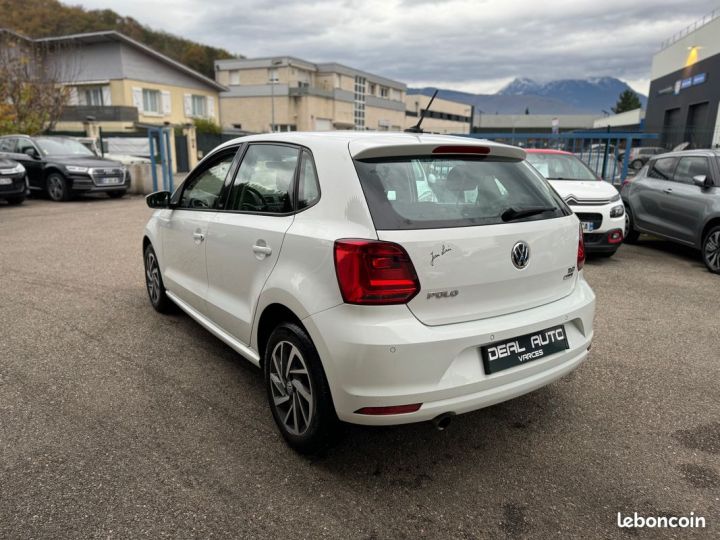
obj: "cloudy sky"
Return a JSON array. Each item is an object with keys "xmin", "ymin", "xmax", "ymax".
[{"xmin": 76, "ymin": 0, "xmax": 717, "ymax": 94}]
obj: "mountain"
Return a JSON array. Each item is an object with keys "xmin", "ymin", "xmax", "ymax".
[
  {"xmin": 0, "ymin": 0, "xmax": 238, "ymax": 79},
  {"xmin": 497, "ymin": 77, "xmax": 647, "ymax": 113},
  {"xmin": 409, "ymin": 77, "xmax": 647, "ymax": 116}
]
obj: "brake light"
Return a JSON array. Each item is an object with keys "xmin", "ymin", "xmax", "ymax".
[
  {"xmin": 432, "ymin": 145, "xmax": 490, "ymax": 155},
  {"xmin": 334, "ymin": 239, "xmax": 420, "ymax": 305},
  {"xmin": 578, "ymin": 224, "xmax": 586, "ymax": 270},
  {"xmin": 355, "ymin": 403, "xmax": 422, "ymax": 415}
]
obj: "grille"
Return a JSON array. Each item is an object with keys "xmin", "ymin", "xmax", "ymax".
[
  {"xmin": 0, "ymin": 178, "xmax": 23, "ymax": 192},
  {"xmin": 90, "ymin": 168, "xmax": 124, "ymax": 178},
  {"xmin": 565, "ymin": 195, "xmax": 614, "ymax": 206},
  {"xmin": 576, "ymin": 212, "xmax": 603, "ymax": 229}
]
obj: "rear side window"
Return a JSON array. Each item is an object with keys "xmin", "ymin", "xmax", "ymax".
[
  {"xmin": 647, "ymin": 157, "xmax": 677, "ymax": 180},
  {"xmin": 354, "ymin": 157, "xmax": 566, "ymax": 230},
  {"xmin": 674, "ymin": 156, "xmax": 710, "ymax": 184},
  {"xmin": 297, "ymin": 150, "xmax": 320, "ymax": 209}
]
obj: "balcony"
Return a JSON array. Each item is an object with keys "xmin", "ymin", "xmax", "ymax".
[{"xmin": 60, "ymin": 106, "xmax": 139, "ymax": 123}]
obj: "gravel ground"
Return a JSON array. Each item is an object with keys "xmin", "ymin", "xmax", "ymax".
[{"xmin": 0, "ymin": 196, "xmax": 718, "ymax": 539}]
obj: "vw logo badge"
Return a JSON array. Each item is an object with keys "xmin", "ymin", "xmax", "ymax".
[{"xmin": 511, "ymin": 241, "xmax": 530, "ymax": 269}]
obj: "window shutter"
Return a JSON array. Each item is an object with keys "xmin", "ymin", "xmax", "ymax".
[
  {"xmin": 161, "ymin": 90, "xmax": 171, "ymax": 115},
  {"xmin": 207, "ymin": 96, "xmax": 215, "ymax": 119},
  {"xmin": 67, "ymin": 87, "xmax": 79, "ymax": 106},
  {"xmin": 184, "ymin": 94, "xmax": 192, "ymax": 117},
  {"xmin": 101, "ymin": 86, "xmax": 112, "ymax": 106},
  {"xmin": 132, "ymin": 87, "xmax": 143, "ymax": 112}
]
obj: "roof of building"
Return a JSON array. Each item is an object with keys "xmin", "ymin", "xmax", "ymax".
[{"xmin": 22, "ymin": 30, "xmax": 226, "ymax": 92}]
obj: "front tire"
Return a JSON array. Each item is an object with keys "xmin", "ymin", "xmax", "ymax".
[
  {"xmin": 264, "ymin": 322, "xmax": 339, "ymax": 454},
  {"xmin": 46, "ymin": 173, "xmax": 71, "ymax": 202},
  {"xmin": 702, "ymin": 226, "xmax": 720, "ymax": 275},
  {"xmin": 624, "ymin": 208, "xmax": 640, "ymax": 244},
  {"xmin": 143, "ymin": 244, "xmax": 173, "ymax": 313}
]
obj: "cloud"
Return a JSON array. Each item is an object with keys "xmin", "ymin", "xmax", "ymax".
[{"xmin": 76, "ymin": 0, "xmax": 717, "ymax": 93}]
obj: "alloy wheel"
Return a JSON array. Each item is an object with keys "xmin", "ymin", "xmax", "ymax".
[
  {"xmin": 624, "ymin": 213, "xmax": 630, "ymax": 238},
  {"xmin": 704, "ymin": 231, "xmax": 720, "ymax": 272},
  {"xmin": 145, "ymin": 251, "xmax": 161, "ymax": 305},
  {"xmin": 269, "ymin": 340, "xmax": 314, "ymax": 436},
  {"xmin": 48, "ymin": 176, "xmax": 65, "ymax": 201}
]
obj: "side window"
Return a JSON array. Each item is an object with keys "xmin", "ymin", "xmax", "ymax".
[
  {"xmin": 227, "ymin": 144, "xmax": 299, "ymax": 213},
  {"xmin": 647, "ymin": 157, "xmax": 677, "ymax": 180},
  {"xmin": 297, "ymin": 150, "xmax": 320, "ymax": 209},
  {"xmin": 674, "ymin": 157, "xmax": 710, "ymax": 184},
  {"xmin": 15, "ymin": 139, "xmax": 35, "ymax": 154},
  {"xmin": 179, "ymin": 150, "xmax": 237, "ymax": 209}
]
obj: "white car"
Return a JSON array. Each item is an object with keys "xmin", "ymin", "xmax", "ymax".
[
  {"xmin": 526, "ymin": 150, "xmax": 625, "ymax": 256},
  {"xmin": 143, "ymin": 133, "xmax": 596, "ymax": 453}
]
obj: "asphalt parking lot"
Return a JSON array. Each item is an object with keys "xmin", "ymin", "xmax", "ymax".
[{"xmin": 1, "ymin": 196, "xmax": 718, "ymax": 539}]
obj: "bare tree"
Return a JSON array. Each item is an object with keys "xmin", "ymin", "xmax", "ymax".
[{"xmin": 0, "ymin": 30, "xmax": 79, "ymax": 135}]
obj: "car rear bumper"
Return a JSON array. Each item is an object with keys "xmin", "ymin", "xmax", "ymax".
[{"xmin": 303, "ymin": 277, "xmax": 595, "ymax": 425}]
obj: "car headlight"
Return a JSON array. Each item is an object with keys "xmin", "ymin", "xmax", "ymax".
[
  {"xmin": 610, "ymin": 204, "xmax": 625, "ymax": 218},
  {"xmin": 66, "ymin": 165, "xmax": 89, "ymax": 174},
  {"xmin": 0, "ymin": 163, "xmax": 25, "ymax": 175},
  {"xmin": 610, "ymin": 193, "xmax": 621, "ymax": 203}
]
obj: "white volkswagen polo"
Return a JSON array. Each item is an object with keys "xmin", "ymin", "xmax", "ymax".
[{"xmin": 143, "ymin": 133, "xmax": 595, "ymax": 453}]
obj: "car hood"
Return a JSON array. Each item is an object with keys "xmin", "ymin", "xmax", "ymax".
[
  {"xmin": 0, "ymin": 158, "xmax": 20, "ymax": 169},
  {"xmin": 548, "ymin": 179, "xmax": 619, "ymax": 201},
  {"xmin": 48, "ymin": 155, "xmax": 124, "ymax": 168}
]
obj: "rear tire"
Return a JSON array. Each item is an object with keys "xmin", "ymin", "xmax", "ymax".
[
  {"xmin": 264, "ymin": 322, "xmax": 340, "ymax": 454},
  {"xmin": 702, "ymin": 226, "xmax": 720, "ymax": 275},
  {"xmin": 143, "ymin": 244, "xmax": 173, "ymax": 313},
  {"xmin": 46, "ymin": 172, "xmax": 71, "ymax": 202},
  {"xmin": 5, "ymin": 196, "xmax": 25, "ymax": 205},
  {"xmin": 631, "ymin": 159, "xmax": 644, "ymax": 170},
  {"xmin": 624, "ymin": 208, "xmax": 640, "ymax": 244}
]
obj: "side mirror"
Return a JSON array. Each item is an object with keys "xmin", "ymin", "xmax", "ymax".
[
  {"xmin": 23, "ymin": 147, "xmax": 39, "ymax": 159},
  {"xmin": 692, "ymin": 175, "xmax": 714, "ymax": 189},
  {"xmin": 146, "ymin": 190, "xmax": 171, "ymax": 209}
]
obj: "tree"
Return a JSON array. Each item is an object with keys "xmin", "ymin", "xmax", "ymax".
[
  {"xmin": 611, "ymin": 89, "xmax": 642, "ymax": 114},
  {"xmin": 0, "ymin": 31, "xmax": 77, "ymax": 135}
]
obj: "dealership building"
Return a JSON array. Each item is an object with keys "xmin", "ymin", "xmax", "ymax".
[{"xmin": 645, "ymin": 12, "xmax": 720, "ymax": 149}]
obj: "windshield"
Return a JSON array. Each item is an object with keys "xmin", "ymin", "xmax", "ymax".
[
  {"xmin": 35, "ymin": 137, "xmax": 96, "ymax": 157},
  {"xmin": 526, "ymin": 153, "xmax": 598, "ymax": 181},
  {"xmin": 354, "ymin": 156, "xmax": 567, "ymax": 230}
]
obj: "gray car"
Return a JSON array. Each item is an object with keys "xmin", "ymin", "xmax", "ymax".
[{"xmin": 621, "ymin": 149, "xmax": 720, "ymax": 274}]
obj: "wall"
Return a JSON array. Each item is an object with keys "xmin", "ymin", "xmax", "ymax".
[{"xmin": 117, "ymin": 79, "xmax": 220, "ymax": 125}]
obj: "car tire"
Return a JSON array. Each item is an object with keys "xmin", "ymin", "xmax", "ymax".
[
  {"xmin": 624, "ymin": 208, "xmax": 640, "ymax": 244},
  {"xmin": 264, "ymin": 322, "xmax": 340, "ymax": 454},
  {"xmin": 143, "ymin": 244, "xmax": 173, "ymax": 313},
  {"xmin": 631, "ymin": 159, "xmax": 644, "ymax": 170},
  {"xmin": 108, "ymin": 190, "xmax": 126, "ymax": 199},
  {"xmin": 5, "ymin": 196, "xmax": 25, "ymax": 205},
  {"xmin": 701, "ymin": 226, "xmax": 720, "ymax": 275},
  {"xmin": 46, "ymin": 172, "xmax": 71, "ymax": 202}
]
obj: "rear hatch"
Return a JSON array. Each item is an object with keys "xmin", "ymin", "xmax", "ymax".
[{"xmin": 351, "ymin": 137, "xmax": 580, "ymax": 326}]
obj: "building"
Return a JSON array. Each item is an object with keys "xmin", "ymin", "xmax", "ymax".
[
  {"xmin": 645, "ymin": 11, "xmax": 720, "ymax": 149},
  {"xmin": 592, "ymin": 108, "xmax": 644, "ymax": 131},
  {"xmin": 404, "ymin": 92, "xmax": 472, "ymax": 134},
  {"xmin": 40, "ymin": 31, "xmax": 226, "ymax": 132},
  {"xmin": 472, "ymin": 114, "xmax": 599, "ymax": 134},
  {"xmin": 215, "ymin": 57, "xmax": 406, "ymax": 132}
]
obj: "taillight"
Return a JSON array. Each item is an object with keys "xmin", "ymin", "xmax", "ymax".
[
  {"xmin": 577, "ymin": 224, "xmax": 586, "ymax": 270},
  {"xmin": 334, "ymin": 239, "xmax": 420, "ymax": 305}
]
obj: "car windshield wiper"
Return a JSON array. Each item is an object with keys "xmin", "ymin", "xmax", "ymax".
[{"xmin": 501, "ymin": 206, "xmax": 557, "ymax": 222}]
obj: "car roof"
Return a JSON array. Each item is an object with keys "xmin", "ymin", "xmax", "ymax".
[
  {"xmin": 524, "ymin": 149, "xmax": 572, "ymax": 155},
  {"xmin": 649, "ymin": 149, "xmax": 720, "ymax": 159},
  {"xmin": 213, "ymin": 131, "xmax": 526, "ymax": 160}
]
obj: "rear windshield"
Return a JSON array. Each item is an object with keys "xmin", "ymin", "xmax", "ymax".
[{"xmin": 354, "ymin": 156, "xmax": 568, "ymax": 230}]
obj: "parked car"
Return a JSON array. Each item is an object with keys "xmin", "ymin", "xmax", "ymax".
[
  {"xmin": 0, "ymin": 157, "xmax": 28, "ymax": 205},
  {"xmin": 622, "ymin": 149, "xmax": 720, "ymax": 274},
  {"xmin": 623, "ymin": 146, "xmax": 666, "ymax": 170},
  {"xmin": 526, "ymin": 149, "xmax": 624, "ymax": 256},
  {"xmin": 143, "ymin": 133, "xmax": 596, "ymax": 452},
  {"xmin": 0, "ymin": 135, "xmax": 129, "ymax": 201},
  {"xmin": 575, "ymin": 152, "xmax": 623, "ymax": 185},
  {"xmin": 74, "ymin": 137, "xmax": 152, "ymax": 166}
]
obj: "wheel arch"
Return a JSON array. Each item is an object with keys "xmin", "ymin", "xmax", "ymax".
[{"xmin": 255, "ymin": 303, "xmax": 307, "ymax": 366}]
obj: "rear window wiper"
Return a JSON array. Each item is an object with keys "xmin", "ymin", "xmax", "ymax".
[{"xmin": 501, "ymin": 206, "xmax": 556, "ymax": 222}]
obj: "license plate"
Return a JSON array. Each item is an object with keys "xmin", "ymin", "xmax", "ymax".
[
  {"xmin": 0, "ymin": 178, "xmax": 12, "ymax": 185},
  {"xmin": 98, "ymin": 177, "xmax": 122, "ymax": 185},
  {"xmin": 581, "ymin": 221, "xmax": 594, "ymax": 232},
  {"xmin": 481, "ymin": 325, "xmax": 569, "ymax": 374}
]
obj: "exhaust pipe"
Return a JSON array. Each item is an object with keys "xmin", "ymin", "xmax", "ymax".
[{"xmin": 432, "ymin": 412, "xmax": 455, "ymax": 431}]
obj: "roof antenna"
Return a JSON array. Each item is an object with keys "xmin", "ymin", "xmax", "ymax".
[{"xmin": 405, "ymin": 89, "xmax": 438, "ymax": 133}]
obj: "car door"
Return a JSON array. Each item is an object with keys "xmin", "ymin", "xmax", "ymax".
[
  {"xmin": 159, "ymin": 147, "xmax": 240, "ymax": 316},
  {"xmin": 204, "ymin": 143, "xmax": 302, "ymax": 345},
  {"xmin": 663, "ymin": 155, "xmax": 717, "ymax": 246},
  {"xmin": 631, "ymin": 156, "xmax": 678, "ymax": 237},
  {"xmin": 13, "ymin": 138, "xmax": 45, "ymax": 190}
]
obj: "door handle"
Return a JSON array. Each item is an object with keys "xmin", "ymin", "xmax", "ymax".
[
  {"xmin": 192, "ymin": 231, "xmax": 205, "ymax": 242},
  {"xmin": 252, "ymin": 244, "xmax": 272, "ymax": 256},
  {"xmin": 663, "ymin": 188, "xmax": 673, "ymax": 194}
]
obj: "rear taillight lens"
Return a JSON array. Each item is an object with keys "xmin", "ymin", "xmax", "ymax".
[
  {"xmin": 577, "ymin": 224, "xmax": 586, "ymax": 271},
  {"xmin": 334, "ymin": 239, "xmax": 420, "ymax": 305}
]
